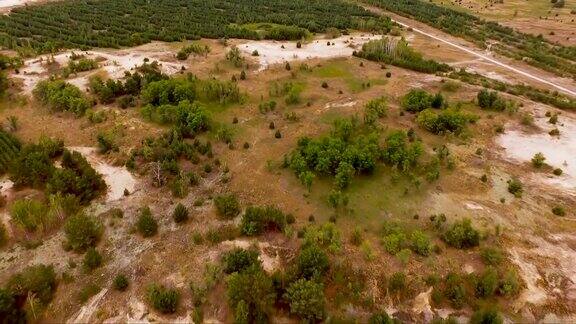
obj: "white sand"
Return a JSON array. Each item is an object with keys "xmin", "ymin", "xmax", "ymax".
[{"xmin": 239, "ymin": 34, "xmax": 382, "ymax": 71}]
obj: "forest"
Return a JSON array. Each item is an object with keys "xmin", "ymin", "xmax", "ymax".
[
  {"xmin": 364, "ymin": 0, "xmax": 576, "ymax": 80},
  {"xmin": 0, "ymin": 0, "xmax": 390, "ymax": 53}
]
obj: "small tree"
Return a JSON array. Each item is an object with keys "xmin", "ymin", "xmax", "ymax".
[
  {"xmin": 113, "ymin": 274, "xmax": 129, "ymax": 291},
  {"xmin": 531, "ymin": 152, "xmax": 546, "ymax": 168},
  {"xmin": 222, "ymin": 248, "xmax": 260, "ymax": 274},
  {"xmin": 214, "ymin": 194, "xmax": 240, "ymax": 219},
  {"xmin": 284, "ymin": 279, "xmax": 325, "ymax": 321},
  {"xmin": 172, "ymin": 203, "xmax": 189, "ymax": 224},
  {"xmin": 442, "ymin": 218, "xmax": 480, "ymax": 249},
  {"xmin": 296, "ymin": 244, "xmax": 329, "ymax": 279},
  {"xmin": 137, "ymin": 207, "xmax": 158, "ymax": 237},
  {"xmin": 64, "ymin": 213, "xmax": 103, "ymax": 252},
  {"xmin": 147, "ymin": 284, "xmax": 180, "ymax": 314},
  {"xmin": 83, "ymin": 248, "xmax": 103, "ymax": 271}
]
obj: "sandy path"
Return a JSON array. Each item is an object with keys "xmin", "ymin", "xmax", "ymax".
[{"xmin": 363, "ymin": 5, "xmax": 576, "ymax": 97}]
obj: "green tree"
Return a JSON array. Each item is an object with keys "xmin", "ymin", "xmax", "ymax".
[{"xmin": 284, "ymin": 279, "xmax": 325, "ymax": 321}]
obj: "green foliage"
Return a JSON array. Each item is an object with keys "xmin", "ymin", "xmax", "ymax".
[
  {"xmin": 381, "ymin": 130, "xmax": 423, "ymax": 171},
  {"xmin": 475, "ymin": 267, "xmax": 499, "ymax": 298},
  {"xmin": 442, "ymin": 218, "xmax": 480, "ymax": 249},
  {"xmin": 284, "ymin": 279, "xmax": 325, "ymax": 321},
  {"xmin": 356, "ymin": 38, "xmax": 450, "ymax": 74},
  {"xmin": 552, "ymin": 206, "xmax": 566, "ymax": 216},
  {"xmin": 222, "ymin": 248, "xmax": 260, "ymax": 274},
  {"xmin": 83, "ymin": 248, "xmax": 103, "ymax": 272},
  {"xmin": 0, "ymin": 129, "xmax": 21, "ymax": 174},
  {"xmin": 369, "ymin": 312, "xmax": 400, "ymax": 324},
  {"xmin": 507, "ymin": 178, "xmax": 523, "ymax": 198},
  {"xmin": 147, "ymin": 284, "xmax": 180, "ymax": 314},
  {"xmin": 113, "ymin": 274, "xmax": 129, "ymax": 291},
  {"xmin": 214, "ymin": 194, "xmax": 241, "ymax": 219},
  {"xmin": 62, "ymin": 58, "xmax": 98, "ymax": 77},
  {"xmin": 172, "ymin": 203, "xmax": 189, "ymax": 223},
  {"xmin": 297, "ymin": 244, "xmax": 330, "ymax": 279},
  {"xmin": 137, "ymin": 206, "xmax": 158, "ymax": 237},
  {"xmin": 480, "ymin": 247, "xmax": 504, "ymax": 266},
  {"xmin": 33, "ymin": 80, "xmax": 91, "ymax": 115},
  {"xmin": 531, "ymin": 152, "xmax": 546, "ymax": 168},
  {"xmin": 0, "ymin": 222, "xmax": 7, "ymax": 248},
  {"xmin": 240, "ymin": 206, "xmax": 287, "ymax": 236},
  {"xmin": 477, "ymin": 89, "xmax": 508, "ymax": 111},
  {"xmin": 402, "ymin": 89, "xmax": 432, "ymax": 113},
  {"xmin": 226, "ymin": 47, "xmax": 245, "ymax": 67},
  {"xmin": 364, "ymin": 96, "xmax": 387, "ymax": 125},
  {"xmin": 227, "ymin": 265, "xmax": 275, "ymax": 323},
  {"xmin": 443, "ymin": 272, "xmax": 467, "ymax": 308},
  {"xmin": 7, "ymin": 264, "xmax": 57, "ymax": 305},
  {"xmin": 498, "ymin": 269, "xmax": 521, "ymax": 297},
  {"xmin": 470, "ymin": 307, "xmax": 503, "ymax": 324},
  {"xmin": 388, "ymin": 271, "xmax": 406, "ymax": 292},
  {"xmin": 410, "ymin": 230, "xmax": 432, "ymax": 256},
  {"xmin": 10, "ymin": 199, "xmax": 51, "ymax": 233},
  {"xmin": 303, "ymin": 223, "xmax": 342, "ymax": 253},
  {"xmin": 64, "ymin": 213, "xmax": 103, "ymax": 252},
  {"xmin": 177, "ymin": 42, "xmax": 210, "ymax": 60},
  {"xmin": 416, "ymin": 108, "xmax": 477, "ymax": 135},
  {"xmin": 9, "ymin": 138, "xmax": 63, "ymax": 188}
]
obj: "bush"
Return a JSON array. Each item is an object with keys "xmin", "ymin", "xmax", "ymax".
[
  {"xmin": 83, "ymin": 248, "xmax": 103, "ymax": 271},
  {"xmin": 443, "ymin": 273, "xmax": 466, "ymax": 308},
  {"xmin": 0, "ymin": 222, "xmax": 7, "ymax": 248},
  {"xmin": 364, "ymin": 97, "xmax": 387, "ymax": 125},
  {"xmin": 172, "ymin": 203, "xmax": 189, "ymax": 223},
  {"xmin": 475, "ymin": 267, "xmax": 498, "ymax": 298},
  {"xmin": 33, "ymin": 80, "xmax": 91, "ymax": 115},
  {"xmin": 470, "ymin": 308, "xmax": 503, "ymax": 324},
  {"xmin": 480, "ymin": 247, "xmax": 504, "ymax": 266},
  {"xmin": 137, "ymin": 207, "xmax": 158, "ymax": 237},
  {"xmin": 113, "ymin": 274, "xmax": 129, "ymax": 291},
  {"xmin": 410, "ymin": 230, "xmax": 432, "ymax": 256},
  {"xmin": 240, "ymin": 206, "xmax": 287, "ymax": 236},
  {"xmin": 297, "ymin": 244, "xmax": 330, "ymax": 279},
  {"xmin": 531, "ymin": 152, "xmax": 546, "ymax": 168},
  {"xmin": 442, "ymin": 218, "xmax": 480, "ymax": 249},
  {"xmin": 147, "ymin": 284, "xmax": 179, "ymax": 314},
  {"xmin": 388, "ymin": 272, "xmax": 406, "ymax": 292},
  {"xmin": 369, "ymin": 312, "xmax": 399, "ymax": 324},
  {"xmin": 10, "ymin": 199, "xmax": 51, "ymax": 233},
  {"xmin": 402, "ymin": 89, "xmax": 432, "ymax": 112},
  {"xmin": 498, "ymin": 269, "xmax": 521, "ymax": 297},
  {"xmin": 416, "ymin": 108, "xmax": 477, "ymax": 135},
  {"xmin": 64, "ymin": 213, "xmax": 103, "ymax": 252},
  {"xmin": 214, "ymin": 194, "xmax": 240, "ymax": 219},
  {"xmin": 227, "ymin": 265, "xmax": 275, "ymax": 323},
  {"xmin": 222, "ymin": 248, "xmax": 260, "ymax": 274},
  {"xmin": 507, "ymin": 178, "xmax": 523, "ymax": 197},
  {"xmin": 284, "ymin": 279, "xmax": 325, "ymax": 321},
  {"xmin": 303, "ymin": 223, "xmax": 342, "ymax": 253},
  {"xmin": 552, "ymin": 206, "xmax": 565, "ymax": 216},
  {"xmin": 7, "ymin": 264, "xmax": 57, "ymax": 305}
]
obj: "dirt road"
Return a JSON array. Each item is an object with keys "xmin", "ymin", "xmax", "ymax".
[{"xmin": 363, "ymin": 5, "xmax": 576, "ymax": 97}]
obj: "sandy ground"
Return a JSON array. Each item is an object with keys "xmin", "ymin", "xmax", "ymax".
[
  {"xmin": 497, "ymin": 105, "xmax": 576, "ymax": 194},
  {"xmin": 68, "ymin": 147, "xmax": 136, "ymax": 202},
  {"xmin": 13, "ymin": 43, "xmax": 186, "ymax": 94},
  {"xmin": 239, "ymin": 34, "xmax": 381, "ymax": 71}
]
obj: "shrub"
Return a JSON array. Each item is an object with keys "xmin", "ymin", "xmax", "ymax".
[
  {"xmin": 416, "ymin": 108, "xmax": 477, "ymax": 134},
  {"xmin": 0, "ymin": 222, "xmax": 7, "ymax": 248},
  {"xmin": 369, "ymin": 312, "xmax": 398, "ymax": 324},
  {"xmin": 64, "ymin": 213, "xmax": 103, "ymax": 252},
  {"xmin": 222, "ymin": 248, "xmax": 260, "ymax": 274},
  {"xmin": 113, "ymin": 274, "xmax": 129, "ymax": 291},
  {"xmin": 214, "ymin": 194, "xmax": 240, "ymax": 219},
  {"xmin": 443, "ymin": 273, "xmax": 466, "ymax": 308},
  {"xmin": 470, "ymin": 308, "xmax": 503, "ymax": 324},
  {"xmin": 172, "ymin": 203, "xmax": 189, "ymax": 223},
  {"xmin": 382, "ymin": 232, "xmax": 406, "ymax": 255},
  {"xmin": 507, "ymin": 178, "xmax": 523, "ymax": 197},
  {"xmin": 475, "ymin": 267, "xmax": 498, "ymax": 298},
  {"xmin": 402, "ymin": 89, "xmax": 432, "ymax": 112},
  {"xmin": 7, "ymin": 264, "xmax": 57, "ymax": 305},
  {"xmin": 284, "ymin": 279, "xmax": 325, "ymax": 321},
  {"xmin": 206, "ymin": 224, "xmax": 239, "ymax": 244},
  {"xmin": 364, "ymin": 97, "xmax": 387, "ymax": 125},
  {"xmin": 240, "ymin": 206, "xmax": 287, "ymax": 236},
  {"xmin": 137, "ymin": 207, "xmax": 158, "ymax": 237},
  {"xmin": 33, "ymin": 80, "xmax": 91, "ymax": 115},
  {"xmin": 297, "ymin": 244, "xmax": 330, "ymax": 279},
  {"xmin": 147, "ymin": 284, "xmax": 179, "ymax": 314},
  {"xmin": 531, "ymin": 152, "xmax": 546, "ymax": 168},
  {"xmin": 552, "ymin": 206, "xmax": 565, "ymax": 216},
  {"xmin": 83, "ymin": 248, "xmax": 103, "ymax": 271},
  {"xmin": 303, "ymin": 223, "xmax": 342, "ymax": 253},
  {"xmin": 10, "ymin": 199, "xmax": 51, "ymax": 233},
  {"xmin": 553, "ymin": 168, "xmax": 563, "ymax": 176},
  {"xmin": 388, "ymin": 272, "xmax": 406, "ymax": 292},
  {"xmin": 227, "ymin": 265, "xmax": 275, "ymax": 323},
  {"xmin": 498, "ymin": 269, "xmax": 521, "ymax": 297},
  {"xmin": 442, "ymin": 218, "xmax": 480, "ymax": 249},
  {"xmin": 410, "ymin": 230, "xmax": 432, "ymax": 256},
  {"xmin": 480, "ymin": 247, "xmax": 504, "ymax": 266}
]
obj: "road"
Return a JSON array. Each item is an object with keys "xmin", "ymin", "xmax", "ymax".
[{"xmin": 361, "ymin": 4, "xmax": 576, "ymax": 97}]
